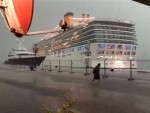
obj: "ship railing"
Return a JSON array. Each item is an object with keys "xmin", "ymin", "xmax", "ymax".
[
  {"xmin": 39, "ymin": 59, "xmax": 150, "ymax": 81},
  {"xmin": 96, "ymin": 18, "xmax": 134, "ymax": 24}
]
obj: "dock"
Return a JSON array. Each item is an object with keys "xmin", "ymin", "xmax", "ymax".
[{"xmin": 0, "ymin": 65, "xmax": 150, "ymax": 113}]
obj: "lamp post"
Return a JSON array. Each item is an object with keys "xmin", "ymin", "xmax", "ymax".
[
  {"xmin": 84, "ymin": 42, "xmax": 91, "ymax": 75},
  {"xmin": 85, "ymin": 41, "xmax": 91, "ymax": 68},
  {"xmin": 33, "ymin": 44, "xmax": 38, "ymax": 68}
]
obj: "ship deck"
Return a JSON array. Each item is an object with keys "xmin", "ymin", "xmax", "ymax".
[{"xmin": 0, "ymin": 65, "xmax": 150, "ymax": 113}]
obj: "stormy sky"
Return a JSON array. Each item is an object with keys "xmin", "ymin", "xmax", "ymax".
[{"xmin": 0, "ymin": 0, "xmax": 150, "ymax": 63}]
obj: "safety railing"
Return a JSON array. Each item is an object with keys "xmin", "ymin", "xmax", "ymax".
[
  {"xmin": 6, "ymin": 59, "xmax": 150, "ymax": 81},
  {"xmin": 39, "ymin": 59, "xmax": 150, "ymax": 81}
]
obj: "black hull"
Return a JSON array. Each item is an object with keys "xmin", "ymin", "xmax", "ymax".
[{"xmin": 4, "ymin": 56, "xmax": 45, "ymax": 66}]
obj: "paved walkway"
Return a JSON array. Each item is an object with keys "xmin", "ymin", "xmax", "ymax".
[{"xmin": 0, "ymin": 65, "xmax": 150, "ymax": 113}]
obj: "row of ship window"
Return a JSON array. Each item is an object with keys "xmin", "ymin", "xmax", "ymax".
[
  {"xmin": 50, "ymin": 51, "xmax": 135, "ymax": 56},
  {"xmin": 78, "ymin": 31, "xmax": 135, "ymax": 40},
  {"xmin": 51, "ymin": 26, "xmax": 136, "ymax": 48},
  {"xmin": 87, "ymin": 26, "xmax": 134, "ymax": 32},
  {"xmin": 43, "ymin": 22, "xmax": 135, "ymax": 45},
  {"xmin": 94, "ymin": 30, "xmax": 135, "ymax": 36},
  {"xmin": 50, "ymin": 51, "xmax": 135, "ymax": 58},
  {"xmin": 49, "ymin": 51, "xmax": 135, "ymax": 58},
  {"xmin": 54, "ymin": 54, "xmax": 71, "ymax": 57},
  {"xmin": 97, "ymin": 50, "xmax": 135, "ymax": 55},
  {"xmin": 58, "ymin": 38, "xmax": 137, "ymax": 50},
  {"xmin": 50, "ymin": 44, "xmax": 136, "ymax": 55},
  {"xmin": 52, "ymin": 45, "xmax": 89, "ymax": 55},
  {"xmin": 98, "ymin": 44, "xmax": 136, "ymax": 50},
  {"xmin": 53, "ymin": 25, "xmax": 134, "ymax": 43},
  {"xmin": 91, "ymin": 21, "xmax": 133, "ymax": 27},
  {"xmin": 52, "ymin": 35, "xmax": 136, "ymax": 48}
]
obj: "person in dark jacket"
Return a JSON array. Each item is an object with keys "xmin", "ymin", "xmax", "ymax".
[{"xmin": 92, "ymin": 63, "xmax": 101, "ymax": 83}]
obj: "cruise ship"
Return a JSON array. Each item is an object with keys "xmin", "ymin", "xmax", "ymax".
[{"xmin": 35, "ymin": 12, "xmax": 137, "ymax": 69}]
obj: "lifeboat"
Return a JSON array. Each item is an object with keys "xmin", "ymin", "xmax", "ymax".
[{"xmin": 0, "ymin": 0, "xmax": 34, "ymax": 37}]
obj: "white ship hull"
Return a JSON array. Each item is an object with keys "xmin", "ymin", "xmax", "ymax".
[{"xmin": 43, "ymin": 43, "xmax": 137, "ymax": 69}]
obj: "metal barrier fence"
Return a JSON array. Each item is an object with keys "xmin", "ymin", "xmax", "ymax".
[
  {"xmin": 6, "ymin": 59, "xmax": 150, "ymax": 81},
  {"xmin": 38, "ymin": 59, "xmax": 150, "ymax": 81}
]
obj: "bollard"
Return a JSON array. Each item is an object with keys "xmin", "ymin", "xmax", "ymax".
[
  {"xmin": 41, "ymin": 61, "xmax": 44, "ymax": 70},
  {"xmin": 84, "ymin": 66, "xmax": 89, "ymax": 75},
  {"xmin": 102, "ymin": 59, "xmax": 108, "ymax": 78},
  {"xmin": 70, "ymin": 60, "xmax": 74, "ymax": 73},
  {"xmin": 30, "ymin": 65, "xmax": 34, "ymax": 71},
  {"xmin": 49, "ymin": 60, "xmax": 52, "ymax": 71},
  {"xmin": 84, "ymin": 59, "xmax": 89, "ymax": 75},
  {"xmin": 58, "ymin": 60, "xmax": 62, "ymax": 72},
  {"xmin": 128, "ymin": 60, "xmax": 134, "ymax": 81},
  {"xmin": 23, "ymin": 64, "xmax": 25, "ymax": 69}
]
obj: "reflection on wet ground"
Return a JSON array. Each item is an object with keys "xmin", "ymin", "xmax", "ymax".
[{"xmin": 0, "ymin": 66, "xmax": 150, "ymax": 113}]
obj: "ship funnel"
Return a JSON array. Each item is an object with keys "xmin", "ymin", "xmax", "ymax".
[
  {"xmin": 81, "ymin": 13, "xmax": 91, "ymax": 23},
  {"xmin": 86, "ymin": 14, "xmax": 90, "ymax": 23},
  {"xmin": 81, "ymin": 13, "xmax": 86, "ymax": 22},
  {"xmin": 64, "ymin": 12, "xmax": 74, "ymax": 29}
]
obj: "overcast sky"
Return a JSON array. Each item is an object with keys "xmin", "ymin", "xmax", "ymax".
[{"xmin": 0, "ymin": 0, "xmax": 150, "ymax": 63}]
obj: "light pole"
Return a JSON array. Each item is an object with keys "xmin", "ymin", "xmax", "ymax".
[
  {"xmin": 84, "ymin": 42, "xmax": 91, "ymax": 75},
  {"xmin": 85, "ymin": 42, "xmax": 91, "ymax": 68}
]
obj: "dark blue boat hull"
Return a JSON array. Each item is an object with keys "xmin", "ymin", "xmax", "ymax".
[{"xmin": 4, "ymin": 56, "xmax": 45, "ymax": 66}]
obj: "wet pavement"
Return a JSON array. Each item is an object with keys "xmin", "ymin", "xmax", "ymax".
[{"xmin": 0, "ymin": 65, "xmax": 150, "ymax": 113}]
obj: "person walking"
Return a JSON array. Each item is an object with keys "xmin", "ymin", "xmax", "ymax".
[{"xmin": 92, "ymin": 63, "xmax": 101, "ymax": 84}]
